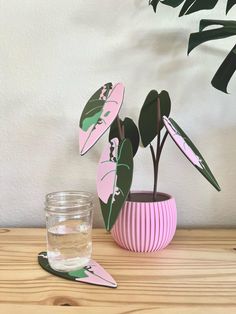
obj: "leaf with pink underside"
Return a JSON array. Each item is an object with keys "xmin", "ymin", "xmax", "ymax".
[
  {"xmin": 96, "ymin": 138, "xmax": 133, "ymax": 231},
  {"xmin": 163, "ymin": 116, "xmax": 221, "ymax": 191},
  {"xmin": 79, "ymin": 82, "xmax": 125, "ymax": 155}
]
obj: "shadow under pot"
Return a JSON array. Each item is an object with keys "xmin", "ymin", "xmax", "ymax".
[{"xmin": 111, "ymin": 191, "xmax": 177, "ymax": 252}]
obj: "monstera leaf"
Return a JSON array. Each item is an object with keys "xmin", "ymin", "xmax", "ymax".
[
  {"xmin": 109, "ymin": 117, "xmax": 140, "ymax": 156},
  {"xmin": 151, "ymin": 0, "xmax": 218, "ymax": 15},
  {"xmin": 188, "ymin": 20, "xmax": 236, "ymax": 93},
  {"xmin": 163, "ymin": 116, "xmax": 221, "ymax": 191},
  {"xmin": 79, "ymin": 82, "xmax": 125, "ymax": 155},
  {"xmin": 226, "ymin": 0, "xmax": 236, "ymax": 14},
  {"xmin": 211, "ymin": 44, "xmax": 236, "ymax": 93},
  {"xmin": 139, "ymin": 90, "xmax": 171, "ymax": 147},
  {"xmin": 96, "ymin": 138, "xmax": 133, "ymax": 231}
]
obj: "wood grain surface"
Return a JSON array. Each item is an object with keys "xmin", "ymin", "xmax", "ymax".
[{"xmin": 0, "ymin": 228, "xmax": 236, "ymax": 313}]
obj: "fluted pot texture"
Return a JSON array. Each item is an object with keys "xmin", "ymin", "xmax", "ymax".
[{"xmin": 111, "ymin": 192, "xmax": 177, "ymax": 252}]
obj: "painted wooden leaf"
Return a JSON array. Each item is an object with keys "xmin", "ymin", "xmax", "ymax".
[
  {"xmin": 163, "ymin": 116, "xmax": 221, "ymax": 191},
  {"xmin": 226, "ymin": 0, "xmax": 236, "ymax": 14},
  {"xmin": 109, "ymin": 117, "xmax": 140, "ymax": 156},
  {"xmin": 79, "ymin": 82, "xmax": 125, "ymax": 155},
  {"xmin": 211, "ymin": 44, "xmax": 236, "ymax": 93},
  {"xmin": 38, "ymin": 252, "xmax": 117, "ymax": 288},
  {"xmin": 139, "ymin": 90, "xmax": 171, "ymax": 147},
  {"xmin": 96, "ymin": 138, "xmax": 133, "ymax": 231}
]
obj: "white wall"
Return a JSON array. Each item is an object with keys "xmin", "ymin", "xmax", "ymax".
[{"xmin": 0, "ymin": 0, "xmax": 235, "ymax": 228}]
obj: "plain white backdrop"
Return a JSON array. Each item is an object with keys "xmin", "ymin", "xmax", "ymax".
[{"xmin": 0, "ymin": 0, "xmax": 235, "ymax": 227}]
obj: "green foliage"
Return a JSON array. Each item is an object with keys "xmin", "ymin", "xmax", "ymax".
[
  {"xmin": 138, "ymin": 90, "xmax": 171, "ymax": 147},
  {"xmin": 149, "ymin": 1, "xmax": 236, "ymax": 93}
]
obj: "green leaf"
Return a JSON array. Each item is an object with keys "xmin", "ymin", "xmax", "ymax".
[
  {"xmin": 149, "ymin": 0, "xmax": 161, "ymax": 12},
  {"xmin": 179, "ymin": 0, "xmax": 218, "ymax": 17},
  {"xmin": 211, "ymin": 44, "xmax": 236, "ymax": 93},
  {"xmin": 109, "ymin": 118, "xmax": 140, "ymax": 157},
  {"xmin": 188, "ymin": 19, "xmax": 236, "ymax": 54},
  {"xmin": 98, "ymin": 139, "xmax": 133, "ymax": 231},
  {"xmin": 138, "ymin": 90, "xmax": 171, "ymax": 147},
  {"xmin": 161, "ymin": 0, "xmax": 185, "ymax": 8},
  {"xmin": 226, "ymin": 0, "xmax": 236, "ymax": 14}
]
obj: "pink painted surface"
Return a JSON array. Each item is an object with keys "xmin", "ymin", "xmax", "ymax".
[
  {"xmin": 96, "ymin": 138, "xmax": 119, "ymax": 204},
  {"xmin": 79, "ymin": 83, "xmax": 124, "ymax": 155},
  {"xmin": 163, "ymin": 116, "xmax": 203, "ymax": 169},
  {"xmin": 111, "ymin": 192, "xmax": 177, "ymax": 252},
  {"xmin": 76, "ymin": 260, "xmax": 117, "ymax": 288}
]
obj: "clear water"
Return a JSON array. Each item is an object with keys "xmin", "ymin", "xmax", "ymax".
[{"xmin": 47, "ymin": 220, "xmax": 92, "ymax": 272}]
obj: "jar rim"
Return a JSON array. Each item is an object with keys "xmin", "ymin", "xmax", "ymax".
[{"xmin": 45, "ymin": 190, "xmax": 94, "ymax": 213}]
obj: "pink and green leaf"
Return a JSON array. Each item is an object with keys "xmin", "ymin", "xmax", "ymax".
[
  {"xmin": 163, "ymin": 116, "xmax": 221, "ymax": 191},
  {"xmin": 96, "ymin": 138, "xmax": 133, "ymax": 231},
  {"xmin": 79, "ymin": 82, "xmax": 125, "ymax": 155}
]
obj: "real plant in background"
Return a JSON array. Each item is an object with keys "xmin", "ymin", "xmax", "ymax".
[{"xmin": 149, "ymin": 0, "xmax": 236, "ymax": 93}]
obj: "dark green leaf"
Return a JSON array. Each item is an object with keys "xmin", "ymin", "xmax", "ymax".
[
  {"xmin": 149, "ymin": 0, "xmax": 160, "ymax": 12},
  {"xmin": 179, "ymin": 0, "xmax": 218, "ymax": 17},
  {"xmin": 211, "ymin": 44, "xmax": 236, "ymax": 93},
  {"xmin": 188, "ymin": 19, "xmax": 236, "ymax": 54},
  {"xmin": 161, "ymin": 0, "xmax": 185, "ymax": 8},
  {"xmin": 139, "ymin": 90, "xmax": 171, "ymax": 147},
  {"xmin": 226, "ymin": 0, "xmax": 236, "ymax": 14},
  {"xmin": 109, "ymin": 118, "xmax": 140, "ymax": 156}
]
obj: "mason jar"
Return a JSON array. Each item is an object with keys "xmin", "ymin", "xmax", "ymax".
[{"xmin": 45, "ymin": 191, "xmax": 93, "ymax": 272}]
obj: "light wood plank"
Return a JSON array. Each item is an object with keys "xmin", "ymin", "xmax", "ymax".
[{"xmin": 0, "ymin": 228, "xmax": 236, "ymax": 310}]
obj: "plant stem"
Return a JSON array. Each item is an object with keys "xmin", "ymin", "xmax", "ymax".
[
  {"xmin": 150, "ymin": 144, "xmax": 157, "ymax": 200},
  {"xmin": 153, "ymin": 97, "xmax": 161, "ymax": 201}
]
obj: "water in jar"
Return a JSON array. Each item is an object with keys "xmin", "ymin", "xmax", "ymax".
[{"xmin": 47, "ymin": 219, "xmax": 92, "ymax": 272}]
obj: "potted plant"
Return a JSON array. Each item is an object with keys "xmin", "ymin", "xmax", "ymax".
[{"xmin": 79, "ymin": 82, "xmax": 220, "ymax": 252}]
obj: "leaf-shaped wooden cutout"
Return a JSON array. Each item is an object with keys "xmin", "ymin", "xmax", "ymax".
[
  {"xmin": 139, "ymin": 90, "xmax": 171, "ymax": 147},
  {"xmin": 79, "ymin": 82, "xmax": 125, "ymax": 155},
  {"xmin": 96, "ymin": 138, "xmax": 133, "ymax": 231},
  {"xmin": 109, "ymin": 117, "xmax": 140, "ymax": 156},
  {"xmin": 163, "ymin": 116, "xmax": 221, "ymax": 191}
]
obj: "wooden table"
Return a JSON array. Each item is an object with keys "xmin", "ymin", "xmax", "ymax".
[{"xmin": 0, "ymin": 228, "xmax": 236, "ymax": 313}]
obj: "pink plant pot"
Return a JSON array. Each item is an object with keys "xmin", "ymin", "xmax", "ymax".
[{"xmin": 111, "ymin": 191, "xmax": 177, "ymax": 252}]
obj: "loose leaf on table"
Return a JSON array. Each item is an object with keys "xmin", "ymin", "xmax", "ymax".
[
  {"xmin": 138, "ymin": 90, "xmax": 171, "ymax": 147},
  {"xmin": 96, "ymin": 138, "xmax": 133, "ymax": 231},
  {"xmin": 79, "ymin": 82, "xmax": 125, "ymax": 155},
  {"xmin": 226, "ymin": 0, "xmax": 236, "ymax": 14},
  {"xmin": 163, "ymin": 116, "xmax": 221, "ymax": 191},
  {"xmin": 188, "ymin": 19, "xmax": 236, "ymax": 54},
  {"xmin": 109, "ymin": 117, "xmax": 140, "ymax": 156},
  {"xmin": 211, "ymin": 44, "xmax": 236, "ymax": 93},
  {"xmin": 38, "ymin": 252, "xmax": 117, "ymax": 288}
]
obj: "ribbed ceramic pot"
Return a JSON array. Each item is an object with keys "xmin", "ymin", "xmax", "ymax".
[{"xmin": 111, "ymin": 192, "xmax": 177, "ymax": 252}]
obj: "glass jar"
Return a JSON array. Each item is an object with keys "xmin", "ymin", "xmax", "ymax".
[{"xmin": 45, "ymin": 191, "xmax": 93, "ymax": 272}]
